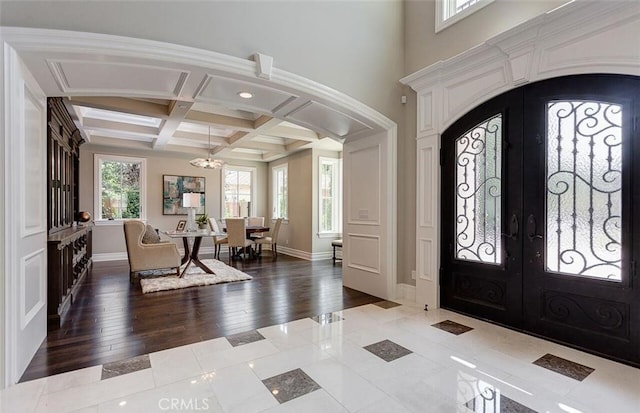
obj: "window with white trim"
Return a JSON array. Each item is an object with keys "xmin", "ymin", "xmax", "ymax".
[
  {"xmin": 436, "ymin": 0, "xmax": 495, "ymax": 32},
  {"xmin": 95, "ymin": 154, "xmax": 146, "ymax": 221},
  {"xmin": 223, "ymin": 166, "xmax": 256, "ymax": 217},
  {"xmin": 272, "ymin": 164, "xmax": 288, "ymax": 219},
  {"xmin": 319, "ymin": 157, "xmax": 342, "ymax": 234}
]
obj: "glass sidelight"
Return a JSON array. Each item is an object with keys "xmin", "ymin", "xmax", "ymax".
[
  {"xmin": 545, "ymin": 101, "xmax": 622, "ymax": 281},
  {"xmin": 455, "ymin": 114, "xmax": 502, "ymax": 264}
]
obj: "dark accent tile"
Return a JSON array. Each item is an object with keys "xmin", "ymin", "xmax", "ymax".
[
  {"xmin": 364, "ymin": 339, "xmax": 412, "ymax": 362},
  {"xmin": 311, "ymin": 312, "xmax": 344, "ymax": 325},
  {"xmin": 262, "ymin": 368, "xmax": 321, "ymax": 404},
  {"xmin": 101, "ymin": 354, "xmax": 150, "ymax": 380},
  {"xmin": 532, "ymin": 353, "xmax": 595, "ymax": 381},
  {"xmin": 226, "ymin": 330, "xmax": 265, "ymax": 347},
  {"xmin": 431, "ymin": 320, "xmax": 474, "ymax": 335},
  {"xmin": 465, "ymin": 391, "xmax": 537, "ymax": 413},
  {"xmin": 373, "ymin": 300, "xmax": 402, "ymax": 309}
]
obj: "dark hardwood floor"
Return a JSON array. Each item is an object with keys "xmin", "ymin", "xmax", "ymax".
[{"xmin": 20, "ymin": 253, "xmax": 381, "ymax": 382}]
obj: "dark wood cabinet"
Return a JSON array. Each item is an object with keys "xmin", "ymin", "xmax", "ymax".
[
  {"xmin": 47, "ymin": 226, "xmax": 92, "ymax": 327},
  {"xmin": 47, "ymin": 97, "xmax": 91, "ymax": 328}
]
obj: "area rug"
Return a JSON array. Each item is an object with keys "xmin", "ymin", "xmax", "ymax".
[{"xmin": 139, "ymin": 259, "xmax": 252, "ymax": 293}]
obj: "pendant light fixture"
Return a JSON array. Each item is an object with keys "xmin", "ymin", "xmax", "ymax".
[{"xmin": 189, "ymin": 126, "xmax": 225, "ymax": 169}]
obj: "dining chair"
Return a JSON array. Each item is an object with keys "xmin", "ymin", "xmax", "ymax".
[
  {"xmin": 225, "ymin": 218, "xmax": 255, "ymax": 263},
  {"xmin": 208, "ymin": 217, "xmax": 228, "ymax": 260},
  {"xmin": 254, "ymin": 218, "xmax": 283, "ymax": 258},
  {"xmin": 247, "ymin": 216, "xmax": 265, "ymax": 239}
]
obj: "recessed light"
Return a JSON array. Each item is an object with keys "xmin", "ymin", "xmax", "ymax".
[{"xmin": 238, "ymin": 91, "xmax": 253, "ymax": 99}]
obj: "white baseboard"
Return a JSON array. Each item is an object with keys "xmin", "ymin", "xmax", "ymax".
[
  {"xmin": 92, "ymin": 246, "xmax": 333, "ymax": 263},
  {"xmin": 92, "ymin": 252, "xmax": 128, "ymax": 262},
  {"xmin": 396, "ymin": 283, "xmax": 416, "ymax": 302},
  {"xmin": 275, "ymin": 246, "xmax": 333, "ymax": 261}
]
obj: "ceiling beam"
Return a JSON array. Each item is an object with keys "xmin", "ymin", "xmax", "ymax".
[
  {"xmin": 263, "ymin": 125, "xmax": 320, "ymax": 142},
  {"xmin": 67, "ymin": 96, "xmax": 169, "ymax": 119},
  {"xmin": 154, "ymin": 100, "xmax": 195, "ymax": 149},
  {"xmin": 82, "ymin": 118, "xmax": 159, "ymax": 137},
  {"xmin": 285, "ymin": 140, "xmax": 313, "ymax": 152}
]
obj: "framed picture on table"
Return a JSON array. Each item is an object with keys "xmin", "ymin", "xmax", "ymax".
[{"xmin": 176, "ymin": 220, "xmax": 186, "ymax": 232}]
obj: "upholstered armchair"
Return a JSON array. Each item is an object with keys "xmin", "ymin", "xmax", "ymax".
[{"xmin": 123, "ymin": 220, "xmax": 181, "ymax": 283}]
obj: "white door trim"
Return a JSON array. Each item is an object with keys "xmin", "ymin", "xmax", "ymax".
[{"xmin": 402, "ymin": 0, "xmax": 640, "ymax": 309}]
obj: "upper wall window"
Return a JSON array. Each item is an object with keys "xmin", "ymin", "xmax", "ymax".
[
  {"xmin": 223, "ymin": 166, "xmax": 256, "ymax": 218},
  {"xmin": 272, "ymin": 164, "xmax": 288, "ymax": 219},
  {"xmin": 95, "ymin": 154, "xmax": 146, "ymax": 221},
  {"xmin": 436, "ymin": 0, "xmax": 495, "ymax": 32},
  {"xmin": 319, "ymin": 157, "xmax": 342, "ymax": 234}
]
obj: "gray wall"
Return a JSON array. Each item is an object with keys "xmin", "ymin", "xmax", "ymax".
[{"xmin": 79, "ymin": 144, "xmax": 268, "ymax": 255}]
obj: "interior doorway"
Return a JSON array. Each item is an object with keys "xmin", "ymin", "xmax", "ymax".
[{"xmin": 440, "ymin": 75, "xmax": 640, "ymax": 366}]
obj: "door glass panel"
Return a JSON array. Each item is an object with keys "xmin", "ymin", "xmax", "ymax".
[
  {"xmin": 546, "ymin": 101, "xmax": 622, "ymax": 281},
  {"xmin": 455, "ymin": 114, "xmax": 502, "ymax": 264}
]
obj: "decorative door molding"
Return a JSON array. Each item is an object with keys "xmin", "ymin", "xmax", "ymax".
[{"xmin": 401, "ymin": 0, "xmax": 640, "ymax": 308}]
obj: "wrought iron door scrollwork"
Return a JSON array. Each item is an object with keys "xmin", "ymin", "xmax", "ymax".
[
  {"xmin": 545, "ymin": 101, "xmax": 622, "ymax": 281},
  {"xmin": 455, "ymin": 114, "xmax": 502, "ymax": 264}
]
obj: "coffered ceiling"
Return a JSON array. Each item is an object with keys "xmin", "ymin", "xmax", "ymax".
[
  {"xmin": 64, "ymin": 95, "xmax": 343, "ymax": 162},
  {"xmin": 14, "ymin": 43, "xmax": 377, "ymax": 163}
]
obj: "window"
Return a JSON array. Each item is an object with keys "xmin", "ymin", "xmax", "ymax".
[
  {"xmin": 223, "ymin": 166, "xmax": 255, "ymax": 217},
  {"xmin": 272, "ymin": 164, "xmax": 288, "ymax": 219},
  {"xmin": 319, "ymin": 157, "xmax": 342, "ymax": 234},
  {"xmin": 436, "ymin": 0, "xmax": 495, "ymax": 32},
  {"xmin": 95, "ymin": 154, "xmax": 146, "ymax": 221}
]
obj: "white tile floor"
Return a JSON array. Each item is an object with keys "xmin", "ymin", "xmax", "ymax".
[{"xmin": 2, "ymin": 302, "xmax": 639, "ymax": 413}]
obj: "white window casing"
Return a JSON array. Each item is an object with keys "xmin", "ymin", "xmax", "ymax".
[{"xmin": 94, "ymin": 154, "xmax": 147, "ymax": 224}]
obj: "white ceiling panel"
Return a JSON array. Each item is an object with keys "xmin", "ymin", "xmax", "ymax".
[
  {"xmin": 195, "ymin": 74, "xmax": 297, "ymax": 115},
  {"xmin": 47, "ymin": 59, "xmax": 189, "ymax": 97},
  {"xmin": 285, "ymin": 101, "xmax": 371, "ymax": 138},
  {"xmin": 176, "ymin": 121, "xmax": 234, "ymax": 137},
  {"xmin": 232, "ymin": 148, "xmax": 265, "ymax": 155}
]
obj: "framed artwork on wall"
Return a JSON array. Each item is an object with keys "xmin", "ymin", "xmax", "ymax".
[{"xmin": 163, "ymin": 175, "xmax": 206, "ymax": 215}]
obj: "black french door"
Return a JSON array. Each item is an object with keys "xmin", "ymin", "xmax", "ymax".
[{"xmin": 441, "ymin": 75, "xmax": 640, "ymax": 365}]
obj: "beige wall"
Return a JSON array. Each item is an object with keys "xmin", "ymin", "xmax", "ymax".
[
  {"xmin": 79, "ymin": 144, "xmax": 267, "ymax": 255},
  {"xmin": 269, "ymin": 150, "xmax": 313, "ymax": 254},
  {"xmin": 404, "ymin": 0, "xmax": 568, "ymax": 75}
]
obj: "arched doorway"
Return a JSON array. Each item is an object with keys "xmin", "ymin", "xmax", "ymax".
[
  {"xmin": 440, "ymin": 74, "xmax": 640, "ymax": 365},
  {"xmin": 0, "ymin": 27, "xmax": 397, "ymax": 386}
]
